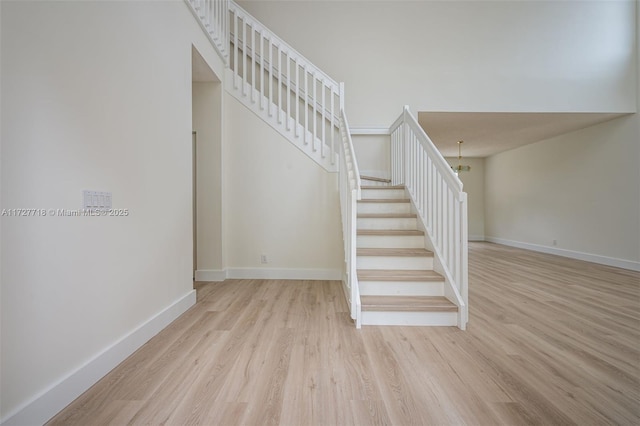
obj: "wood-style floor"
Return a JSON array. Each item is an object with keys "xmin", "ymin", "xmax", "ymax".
[{"xmin": 47, "ymin": 242, "xmax": 640, "ymax": 425}]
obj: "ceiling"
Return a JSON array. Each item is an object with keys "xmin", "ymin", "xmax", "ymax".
[{"xmin": 417, "ymin": 112, "xmax": 629, "ymax": 158}]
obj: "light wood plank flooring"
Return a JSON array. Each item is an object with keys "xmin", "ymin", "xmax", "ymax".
[{"xmin": 47, "ymin": 242, "xmax": 640, "ymax": 425}]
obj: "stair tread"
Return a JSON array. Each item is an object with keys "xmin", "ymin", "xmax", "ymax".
[
  {"xmin": 357, "ymin": 248, "xmax": 433, "ymax": 257},
  {"xmin": 358, "ymin": 269, "xmax": 443, "ymax": 281},
  {"xmin": 357, "ymin": 213, "xmax": 416, "ymax": 218},
  {"xmin": 361, "ymin": 185, "xmax": 405, "ymax": 190},
  {"xmin": 357, "ymin": 229, "xmax": 424, "ymax": 236},
  {"xmin": 360, "ymin": 175, "xmax": 392, "ymax": 183},
  {"xmin": 358, "ymin": 199, "xmax": 411, "ymax": 203},
  {"xmin": 361, "ymin": 296, "xmax": 457, "ymax": 312}
]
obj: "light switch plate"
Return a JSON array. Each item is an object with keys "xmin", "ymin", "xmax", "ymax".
[{"xmin": 83, "ymin": 190, "xmax": 112, "ymax": 210}]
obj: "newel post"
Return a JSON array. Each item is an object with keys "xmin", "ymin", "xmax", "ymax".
[{"xmin": 403, "ymin": 105, "xmax": 410, "ymax": 186}]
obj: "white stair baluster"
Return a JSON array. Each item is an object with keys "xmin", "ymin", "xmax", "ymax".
[
  {"xmin": 268, "ymin": 37, "xmax": 273, "ymax": 117},
  {"xmin": 304, "ymin": 65, "xmax": 308, "ymax": 145},
  {"xmin": 312, "ymin": 72, "xmax": 317, "ymax": 152},
  {"xmin": 260, "ymin": 30, "xmax": 264, "ymax": 110},
  {"xmin": 295, "ymin": 60, "xmax": 300, "ymax": 138},
  {"xmin": 277, "ymin": 44, "xmax": 282, "ymax": 124},
  {"xmin": 286, "ymin": 52, "xmax": 291, "ymax": 131},
  {"xmin": 242, "ymin": 17, "xmax": 246, "ymax": 96}
]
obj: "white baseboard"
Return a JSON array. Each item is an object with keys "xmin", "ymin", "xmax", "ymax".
[
  {"xmin": 195, "ymin": 268, "xmax": 346, "ymax": 282},
  {"xmin": 1, "ymin": 290, "xmax": 197, "ymax": 426},
  {"xmin": 485, "ymin": 237, "xmax": 640, "ymax": 272},
  {"xmin": 468, "ymin": 234, "xmax": 485, "ymax": 242},
  {"xmin": 226, "ymin": 267, "xmax": 342, "ymax": 280},
  {"xmin": 195, "ymin": 269, "xmax": 227, "ymax": 282}
]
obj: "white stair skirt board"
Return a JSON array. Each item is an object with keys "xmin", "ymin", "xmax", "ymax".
[
  {"xmin": 360, "ymin": 188, "xmax": 406, "ymax": 200},
  {"xmin": 357, "ymin": 217, "xmax": 418, "ymax": 230},
  {"xmin": 359, "ymin": 174, "xmax": 392, "ymax": 187},
  {"xmin": 359, "ymin": 180, "xmax": 391, "ymax": 187},
  {"xmin": 356, "ymin": 256, "xmax": 434, "ymax": 270},
  {"xmin": 357, "ymin": 234, "xmax": 425, "ymax": 248},
  {"xmin": 359, "ymin": 170, "xmax": 392, "ymax": 181},
  {"xmin": 1, "ymin": 290, "xmax": 196, "ymax": 426},
  {"xmin": 357, "ymin": 202, "xmax": 411, "ymax": 214},
  {"xmin": 359, "ymin": 280, "xmax": 444, "ymax": 296},
  {"xmin": 361, "ymin": 311, "xmax": 458, "ymax": 326}
]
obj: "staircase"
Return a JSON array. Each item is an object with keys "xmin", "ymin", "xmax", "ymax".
[
  {"xmin": 186, "ymin": 0, "xmax": 468, "ymax": 329},
  {"xmin": 357, "ymin": 184, "xmax": 458, "ymax": 326}
]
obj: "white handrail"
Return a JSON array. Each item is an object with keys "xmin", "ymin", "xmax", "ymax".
[
  {"xmin": 338, "ymin": 85, "xmax": 362, "ymax": 327},
  {"xmin": 390, "ymin": 106, "xmax": 468, "ymax": 328}
]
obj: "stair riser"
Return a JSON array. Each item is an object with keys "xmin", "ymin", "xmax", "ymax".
[
  {"xmin": 357, "ymin": 256, "xmax": 434, "ymax": 270},
  {"xmin": 361, "ymin": 311, "xmax": 458, "ymax": 326},
  {"xmin": 357, "ymin": 235, "xmax": 425, "ymax": 248},
  {"xmin": 357, "ymin": 218, "xmax": 417, "ymax": 230},
  {"xmin": 360, "ymin": 189, "xmax": 406, "ymax": 200},
  {"xmin": 359, "ymin": 281, "xmax": 444, "ymax": 296},
  {"xmin": 357, "ymin": 203, "xmax": 411, "ymax": 214}
]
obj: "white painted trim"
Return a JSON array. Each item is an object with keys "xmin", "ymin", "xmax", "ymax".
[
  {"xmin": 468, "ymin": 234, "xmax": 485, "ymax": 242},
  {"xmin": 350, "ymin": 127, "xmax": 390, "ymax": 135},
  {"xmin": 226, "ymin": 268, "xmax": 341, "ymax": 280},
  {"xmin": 485, "ymin": 237, "xmax": 640, "ymax": 272},
  {"xmin": 195, "ymin": 269, "xmax": 227, "ymax": 281},
  {"xmin": 196, "ymin": 268, "xmax": 345, "ymax": 282},
  {"xmin": 359, "ymin": 170, "xmax": 391, "ymax": 180},
  {"xmin": 1, "ymin": 290, "xmax": 196, "ymax": 426}
]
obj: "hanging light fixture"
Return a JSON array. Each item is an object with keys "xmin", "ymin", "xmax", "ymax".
[{"xmin": 452, "ymin": 140, "xmax": 471, "ymax": 173}]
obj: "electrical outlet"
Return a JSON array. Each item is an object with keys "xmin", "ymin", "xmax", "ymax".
[
  {"xmin": 552, "ymin": 239, "xmax": 557, "ymax": 246},
  {"xmin": 260, "ymin": 254, "xmax": 268, "ymax": 264}
]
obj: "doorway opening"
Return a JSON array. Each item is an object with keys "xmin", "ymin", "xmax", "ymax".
[{"xmin": 191, "ymin": 45, "xmax": 223, "ymax": 283}]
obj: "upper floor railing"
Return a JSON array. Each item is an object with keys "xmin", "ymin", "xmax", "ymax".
[
  {"xmin": 227, "ymin": 1, "xmax": 340, "ymax": 166},
  {"xmin": 186, "ymin": 0, "xmax": 340, "ymax": 171},
  {"xmin": 390, "ymin": 106, "xmax": 468, "ymax": 328}
]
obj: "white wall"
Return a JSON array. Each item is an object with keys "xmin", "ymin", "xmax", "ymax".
[
  {"xmin": 352, "ymin": 134, "xmax": 391, "ymax": 180},
  {"xmin": 239, "ymin": 0, "xmax": 637, "ymax": 127},
  {"xmin": 484, "ymin": 113, "xmax": 640, "ymax": 269},
  {"xmin": 484, "ymin": 0, "xmax": 639, "ymax": 270},
  {"xmin": 1, "ymin": 1, "xmax": 225, "ymax": 423},
  {"xmin": 445, "ymin": 157, "xmax": 485, "ymax": 241},
  {"xmin": 223, "ymin": 93, "xmax": 343, "ymax": 278}
]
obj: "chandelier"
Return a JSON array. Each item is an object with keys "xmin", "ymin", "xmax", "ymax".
[{"xmin": 452, "ymin": 140, "xmax": 471, "ymax": 173}]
